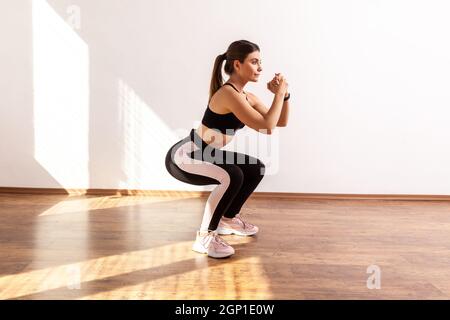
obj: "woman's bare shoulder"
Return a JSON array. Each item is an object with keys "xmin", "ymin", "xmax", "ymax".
[{"xmin": 209, "ymin": 85, "xmax": 240, "ymax": 112}]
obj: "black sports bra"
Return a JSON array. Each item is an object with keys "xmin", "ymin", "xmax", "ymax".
[{"xmin": 201, "ymin": 83, "xmax": 246, "ymax": 135}]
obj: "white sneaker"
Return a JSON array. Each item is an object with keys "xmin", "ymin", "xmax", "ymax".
[{"xmin": 192, "ymin": 230, "xmax": 235, "ymax": 258}]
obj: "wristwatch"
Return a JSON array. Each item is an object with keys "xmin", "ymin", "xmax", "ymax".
[{"xmin": 283, "ymin": 92, "xmax": 291, "ymax": 101}]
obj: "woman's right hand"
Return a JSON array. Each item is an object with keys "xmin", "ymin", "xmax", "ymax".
[{"xmin": 267, "ymin": 73, "xmax": 289, "ymax": 96}]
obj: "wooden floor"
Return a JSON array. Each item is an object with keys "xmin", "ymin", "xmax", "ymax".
[{"xmin": 1, "ymin": 192, "xmax": 450, "ymax": 300}]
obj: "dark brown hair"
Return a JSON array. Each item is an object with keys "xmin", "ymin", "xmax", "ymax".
[{"xmin": 209, "ymin": 40, "xmax": 260, "ymax": 102}]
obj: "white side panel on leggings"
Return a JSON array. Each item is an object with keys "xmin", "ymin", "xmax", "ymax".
[{"xmin": 173, "ymin": 141, "xmax": 231, "ymax": 231}]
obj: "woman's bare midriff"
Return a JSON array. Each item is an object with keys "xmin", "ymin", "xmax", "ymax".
[
  {"xmin": 195, "ymin": 86, "xmax": 250, "ymax": 149},
  {"xmin": 195, "ymin": 123, "xmax": 235, "ymax": 149}
]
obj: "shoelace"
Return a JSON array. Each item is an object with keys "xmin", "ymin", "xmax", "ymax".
[
  {"xmin": 201, "ymin": 231, "xmax": 230, "ymax": 248},
  {"xmin": 213, "ymin": 233, "xmax": 231, "ymax": 247},
  {"xmin": 234, "ymin": 214, "xmax": 255, "ymax": 230}
]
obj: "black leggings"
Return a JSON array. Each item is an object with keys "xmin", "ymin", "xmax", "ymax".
[{"xmin": 165, "ymin": 129, "xmax": 265, "ymax": 231}]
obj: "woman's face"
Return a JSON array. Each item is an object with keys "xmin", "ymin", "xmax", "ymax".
[{"xmin": 235, "ymin": 51, "xmax": 263, "ymax": 82}]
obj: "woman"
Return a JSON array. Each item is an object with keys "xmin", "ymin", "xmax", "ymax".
[{"xmin": 165, "ymin": 40, "xmax": 290, "ymax": 258}]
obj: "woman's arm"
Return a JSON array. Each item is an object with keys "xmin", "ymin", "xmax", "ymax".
[
  {"xmin": 247, "ymin": 91, "xmax": 289, "ymax": 128},
  {"xmin": 276, "ymin": 93, "xmax": 290, "ymax": 127},
  {"xmin": 223, "ymin": 87, "xmax": 284, "ymax": 134}
]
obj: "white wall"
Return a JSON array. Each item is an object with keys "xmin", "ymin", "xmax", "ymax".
[{"xmin": 1, "ymin": 0, "xmax": 449, "ymax": 194}]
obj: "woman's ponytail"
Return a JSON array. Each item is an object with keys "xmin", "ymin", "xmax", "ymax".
[{"xmin": 208, "ymin": 53, "xmax": 227, "ymax": 103}]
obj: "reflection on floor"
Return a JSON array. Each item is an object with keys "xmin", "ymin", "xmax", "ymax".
[{"xmin": 1, "ymin": 193, "xmax": 450, "ymax": 299}]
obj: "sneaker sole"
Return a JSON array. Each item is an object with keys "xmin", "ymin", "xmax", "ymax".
[
  {"xmin": 216, "ymin": 227, "xmax": 258, "ymax": 236},
  {"xmin": 192, "ymin": 243, "xmax": 234, "ymax": 259}
]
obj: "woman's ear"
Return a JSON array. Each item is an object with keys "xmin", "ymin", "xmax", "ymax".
[{"xmin": 233, "ymin": 60, "xmax": 240, "ymax": 72}]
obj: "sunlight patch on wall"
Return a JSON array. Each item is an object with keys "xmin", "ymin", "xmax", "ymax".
[
  {"xmin": 117, "ymin": 79, "xmax": 206, "ymax": 191},
  {"xmin": 32, "ymin": 0, "xmax": 90, "ymax": 188}
]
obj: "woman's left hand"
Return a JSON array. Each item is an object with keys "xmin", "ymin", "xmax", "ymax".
[
  {"xmin": 267, "ymin": 73, "xmax": 280, "ymax": 94},
  {"xmin": 267, "ymin": 73, "xmax": 289, "ymax": 97}
]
